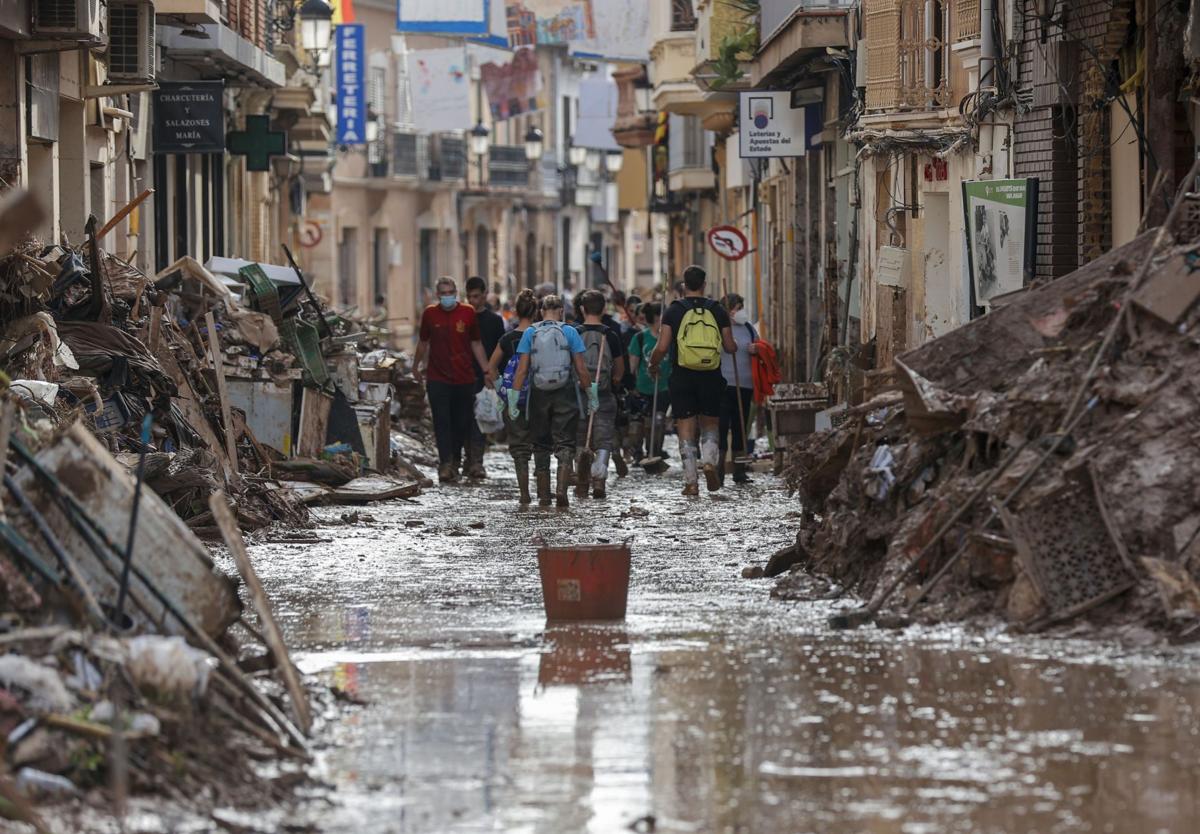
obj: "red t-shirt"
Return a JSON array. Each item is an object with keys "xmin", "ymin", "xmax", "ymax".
[{"xmin": 419, "ymin": 303, "xmax": 481, "ymax": 385}]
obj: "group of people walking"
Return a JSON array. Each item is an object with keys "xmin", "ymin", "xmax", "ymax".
[{"xmin": 410, "ymin": 265, "xmax": 765, "ymax": 506}]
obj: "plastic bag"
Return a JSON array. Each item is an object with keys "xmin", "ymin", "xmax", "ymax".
[{"xmin": 474, "ymin": 388, "xmax": 506, "ymax": 435}]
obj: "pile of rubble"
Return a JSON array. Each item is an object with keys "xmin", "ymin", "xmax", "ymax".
[
  {"xmin": 0, "ymin": 195, "xmax": 435, "ymax": 825},
  {"xmin": 776, "ymin": 196, "xmax": 1200, "ymax": 641}
]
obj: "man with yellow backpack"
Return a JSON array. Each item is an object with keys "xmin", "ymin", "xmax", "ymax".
[{"xmin": 648, "ymin": 265, "xmax": 738, "ymax": 496}]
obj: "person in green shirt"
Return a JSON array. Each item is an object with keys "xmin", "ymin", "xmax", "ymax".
[{"xmin": 626, "ymin": 303, "xmax": 670, "ymax": 462}]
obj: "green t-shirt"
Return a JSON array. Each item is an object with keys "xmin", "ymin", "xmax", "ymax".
[{"xmin": 630, "ymin": 329, "xmax": 670, "ymax": 395}]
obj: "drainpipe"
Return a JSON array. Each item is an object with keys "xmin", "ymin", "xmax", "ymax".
[{"xmin": 979, "ymin": 0, "xmax": 997, "ymax": 177}]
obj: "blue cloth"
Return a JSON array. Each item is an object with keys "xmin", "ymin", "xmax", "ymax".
[{"xmin": 515, "ymin": 322, "xmax": 586, "ymax": 355}]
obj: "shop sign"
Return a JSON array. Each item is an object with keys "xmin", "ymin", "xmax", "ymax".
[
  {"xmin": 336, "ymin": 24, "xmax": 366, "ymax": 145},
  {"xmin": 738, "ymin": 91, "xmax": 806, "ymax": 158},
  {"xmin": 153, "ymin": 81, "xmax": 225, "ymax": 154}
]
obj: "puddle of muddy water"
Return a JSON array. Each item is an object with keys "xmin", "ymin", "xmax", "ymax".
[{"xmin": 240, "ymin": 446, "xmax": 1200, "ymax": 834}]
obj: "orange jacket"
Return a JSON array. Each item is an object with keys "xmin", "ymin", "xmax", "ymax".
[{"xmin": 751, "ymin": 340, "xmax": 781, "ymax": 405}]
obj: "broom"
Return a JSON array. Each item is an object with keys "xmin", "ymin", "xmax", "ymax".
[
  {"xmin": 722, "ymin": 277, "xmax": 754, "ymax": 467},
  {"xmin": 638, "ymin": 379, "xmax": 669, "ymax": 475}
]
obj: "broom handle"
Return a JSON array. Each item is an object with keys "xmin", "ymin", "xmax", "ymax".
[
  {"xmin": 722, "ymin": 278, "xmax": 751, "ymax": 460},
  {"xmin": 583, "ymin": 333, "xmax": 607, "ymax": 450}
]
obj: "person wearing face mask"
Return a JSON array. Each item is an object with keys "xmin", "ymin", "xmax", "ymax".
[
  {"xmin": 413, "ymin": 277, "xmax": 491, "ymax": 484},
  {"xmin": 719, "ymin": 293, "xmax": 758, "ymax": 485}
]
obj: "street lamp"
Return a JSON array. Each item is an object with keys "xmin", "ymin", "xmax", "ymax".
[
  {"xmin": 568, "ymin": 137, "xmax": 588, "ymax": 168},
  {"xmin": 524, "ymin": 125, "xmax": 544, "ymax": 161},
  {"xmin": 605, "ymin": 150, "xmax": 624, "ymax": 174},
  {"xmin": 470, "ymin": 121, "xmax": 491, "ymax": 157},
  {"xmin": 365, "ymin": 110, "xmax": 380, "ymax": 143},
  {"xmin": 298, "ymin": 0, "xmax": 333, "ymax": 52},
  {"xmin": 584, "ymin": 149, "xmax": 601, "ymax": 173}
]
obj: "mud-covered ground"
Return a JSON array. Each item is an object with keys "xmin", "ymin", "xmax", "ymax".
[
  {"xmin": 222, "ymin": 443, "xmax": 1200, "ymax": 834},
  {"xmin": 42, "ymin": 442, "xmax": 1200, "ymax": 833}
]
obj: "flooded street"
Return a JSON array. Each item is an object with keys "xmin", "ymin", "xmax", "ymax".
[{"xmin": 246, "ymin": 447, "xmax": 1200, "ymax": 834}]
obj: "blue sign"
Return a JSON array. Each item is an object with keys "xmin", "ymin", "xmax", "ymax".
[
  {"xmin": 335, "ymin": 24, "xmax": 366, "ymax": 145},
  {"xmin": 396, "ymin": 0, "xmax": 489, "ymax": 35}
]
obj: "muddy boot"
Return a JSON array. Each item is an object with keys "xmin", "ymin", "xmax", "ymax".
[
  {"xmin": 614, "ymin": 449, "xmax": 628, "ymax": 478},
  {"xmin": 733, "ymin": 461, "xmax": 752, "ymax": 484},
  {"xmin": 464, "ymin": 443, "xmax": 487, "ymax": 480},
  {"xmin": 717, "ymin": 451, "xmax": 728, "ymax": 488},
  {"xmin": 438, "ymin": 462, "xmax": 459, "ymax": 484},
  {"xmin": 591, "ymin": 478, "xmax": 607, "ymax": 499},
  {"xmin": 515, "ymin": 460, "xmax": 532, "ymax": 505},
  {"xmin": 701, "ymin": 430, "xmax": 721, "ymax": 493},
  {"xmin": 555, "ymin": 460, "xmax": 572, "ymax": 509},
  {"xmin": 682, "ymin": 482, "xmax": 699, "ymax": 497},
  {"xmin": 536, "ymin": 470, "xmax": 552, "ymax": 507}
]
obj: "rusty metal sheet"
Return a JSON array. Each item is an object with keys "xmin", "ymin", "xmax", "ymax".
[
  {"xmin": 998, "ymin": 466, "xmax": 1135, "ymax": 624},
  {"xmin": 13, "ymin": 424, "xmax": 240, "ymax": 637}
]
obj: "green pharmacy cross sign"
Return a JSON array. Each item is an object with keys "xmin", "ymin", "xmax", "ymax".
[{"xmin": 227, "ymin": 115, "xmax": 287, "ymax": 172}]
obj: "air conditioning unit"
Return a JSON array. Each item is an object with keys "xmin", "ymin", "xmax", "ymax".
[
  {"xmin": 107, "ymin": 0, "xmax": 155, "ymax": 83},
  {"xmin": 33, "ymin": 0, "xmax": 107, "ymax": 40}
]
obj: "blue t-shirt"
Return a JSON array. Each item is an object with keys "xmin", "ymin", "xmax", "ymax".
[{"xmin": 516, "ymin": 322, "xmax": 586, "ymax": 355}]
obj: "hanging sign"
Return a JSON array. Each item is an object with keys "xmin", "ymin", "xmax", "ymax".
[
  {"xmin": 153, "ymin": 81, "xmax": 225, "ymax": 153},
  {"xmin": 738, "ymin": 91, "xmax": 806, "ymax": 158},
  {"xmin": 335, "ymin": 24, "xmax": 366, "ymax": 145},
  {"xmin": 962, "ymin": 178, "xmax": 1040, "ymax": 308},
  {"xmin": 396, "ymin": 0, "xmax": 489, "ymax": 35},
  {"xmin": 707, "ymin": 225, "xmax": 749, "ymax": 261}
]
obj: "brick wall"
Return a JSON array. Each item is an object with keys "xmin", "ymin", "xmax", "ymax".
[{"xmin": 1013, "ymin": 0, "xmax": 1134, "ymax": 281}]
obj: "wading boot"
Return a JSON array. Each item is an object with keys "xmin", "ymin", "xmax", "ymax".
[
  {"xmin": 536, "ymin": 470, "xmax": 552, "ymax": 507},
  {"xmin": 733, "ymin": 462, "xmax": 752, "ymax": 484},
  {"xmin": 515, "ymin": 460, "xmax": 532, "ymax": 505},
  {"xmin": 591, "ymin": 478, "xmax": 607, "ymax": 499},
  {"xmin": 717, "ymin": 451, "xmax": 728, "ymax": 488},
  {"xmin": 556, "ymin": 460, "xmax": 572, "ymax": 509},
  {"xmin": 438, "ymin": 462, "xmax": 458, "ymax": 484}
]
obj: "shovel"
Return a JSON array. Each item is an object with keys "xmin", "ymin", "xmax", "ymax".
[{"xmin": 575, "ymin": 335, "xmax": 608, "ymax": 498}]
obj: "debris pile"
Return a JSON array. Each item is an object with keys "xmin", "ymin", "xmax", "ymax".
[{"xmin": 777, "ymin": 199, "xmax": 1200, "ymax": 639}]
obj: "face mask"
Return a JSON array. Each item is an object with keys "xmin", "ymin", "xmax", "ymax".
[
  {"xmin": 439, "ymin": 295, "xmax": 457, "ymax": 310},
  {"xmin": 733, "ymin": 310, "xmax": 749, "ymax": 325}
]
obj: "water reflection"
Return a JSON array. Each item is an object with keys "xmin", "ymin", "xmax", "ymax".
[{"xmin": 538, "ymin": 626, "xmax": 632, "ymax": 687}]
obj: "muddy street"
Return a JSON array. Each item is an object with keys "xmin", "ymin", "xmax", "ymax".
[{"xmin": 235, "ymin": 447, "xmax": 1200, "ymax": 834}]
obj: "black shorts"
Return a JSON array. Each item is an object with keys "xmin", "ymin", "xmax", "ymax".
[{"xmin": 668, "ymin": 367, "xmax": 726, "ymax": 419}]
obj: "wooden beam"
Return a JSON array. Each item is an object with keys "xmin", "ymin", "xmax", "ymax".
[{"xmin": 204, "ymin": 311, "xmax": 239, "ymax": 475}]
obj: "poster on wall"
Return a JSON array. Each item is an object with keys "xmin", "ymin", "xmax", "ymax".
[
  {"xmin": 408, "ymin": 47, "xmax": 474, "ymax": 131},
  {"xmin": 479, "ymin": 47, "xmax": 542, "ymax": 119},
  {"xmin": 962, "ymin": 178, "xmax": 1039, "ymax": 307},
  {"xmin": 396, "ymin": 0, "xmax": 489, "ymax": 35},
  {"xmin": 335, "ymin": 24, "xmax": 366, "ymax": 144},
  {"xmin": 507, "ymin": 0, "xmax": 595, "ymax": 47}
]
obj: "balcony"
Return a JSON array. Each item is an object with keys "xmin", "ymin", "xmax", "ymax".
[
  {"xmin": 667, "ymin": 113, "xmax": 714, "ymax": 192},
  {"xmin": 863, "ymin": 0, "xmax": 978, "ymax": 116},
  {"xmin": 391, "ymin": 131, "xmax": 468, "ymax": 183},
  {"xmin": 487, "ymin": 145, "xmax": 531, "ymax": 189},
  {"xmin": 751, "ymin": 1, "xmax": 853, "ymax": 88}
]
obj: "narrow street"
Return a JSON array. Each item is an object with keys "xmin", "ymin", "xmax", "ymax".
[{"xmin": 240, "ymin": 446, "xmax": 1200, "ymax": 834}]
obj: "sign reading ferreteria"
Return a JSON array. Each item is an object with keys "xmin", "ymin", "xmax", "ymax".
[
  {"xmin": 336, "ymin": 24, "xmax": 366, "ymax": 145},
  {"xmin": 153, "ymin": 81, "xmax": 225, "ymax": 153},
  {"xmin": 738, "ymin": 91, "xmax": 806, "ymax": 158}
]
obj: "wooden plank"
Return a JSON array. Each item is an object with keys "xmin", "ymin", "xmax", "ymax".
[
  {"xmin": 153, "ymin": 338, "xmax": 232, "ymax": 482},
  {"xmin": 147, "ymin": 305, "xmax": 163, "ymax": 353},
  {"xmin": 208, "ymin": 490, "xmax": 312, "ymax": 735},
  {"xmin": 329, "ymin": 476, "xmax": 420, "ymax": 505},
  {"xmin": 205, "ymin": 311, "xmax": 239, "ymax": 475},
  {"xmin": 297, "ymin": 388, "xmax": 333, "ymax": 459}
]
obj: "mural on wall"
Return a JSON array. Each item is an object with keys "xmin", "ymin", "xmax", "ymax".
[
  {"xmin": 479, "ymin": 48, "xmax": 542, "ymax": 119},
  {"xmin": 506, "ymin": 1, "xmax": 595, "ymax": 47}
]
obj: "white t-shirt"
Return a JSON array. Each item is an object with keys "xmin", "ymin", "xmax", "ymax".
[{"xmin": 721, "ymin": 320, "xmax": 757, "ymax": 388}]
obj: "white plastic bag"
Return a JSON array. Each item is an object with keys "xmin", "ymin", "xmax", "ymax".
[{"xmin": 474, "ymin": 388, "xmax": 506, "ymax": 435}]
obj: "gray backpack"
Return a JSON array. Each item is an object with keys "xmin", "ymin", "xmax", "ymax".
[
  {"xmin": 529, "ymin": 321, "xmax": 573, "ymax": 390},
  {"xmin": 578, "ymin": 327, "xmax": 612, "ymax": 394}
]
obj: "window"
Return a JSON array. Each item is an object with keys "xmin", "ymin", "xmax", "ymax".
[
  {"xmin": 865, "ymin": 0, "xmax": 953, "ymax": 113},
  {"xmin": 419, "ymin": 229, "xmax": 437, "ymax": 300},
  {"xmin": 671, "ymin": 0, "xmax": 697, "ymax": 32},
  {"xmin": 668, "ymin": 114, "xmax": 707, "ymax": 171},
  {"xmin": 338, "ymin": 228, "xmax": 358, "ymax": 308}
]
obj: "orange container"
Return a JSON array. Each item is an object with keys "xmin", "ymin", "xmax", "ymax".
[{"xmin": 536, "ymin": 544, "xmax": 631, "ymax": 621}]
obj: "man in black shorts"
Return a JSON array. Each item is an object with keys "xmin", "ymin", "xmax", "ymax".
[{"xmin": 649, "ymin": 265, "xmax": 737, "ymax": 496}]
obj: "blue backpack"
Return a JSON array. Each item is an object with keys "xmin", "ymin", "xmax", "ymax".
[{"xmin": 498, "ymin": 351, "xmax": 529, "ymax": 407}]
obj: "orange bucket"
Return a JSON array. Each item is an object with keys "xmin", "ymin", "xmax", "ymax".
[{"xmin": 536, "ymin": 544, "xmax": 631, "ymax": 621}]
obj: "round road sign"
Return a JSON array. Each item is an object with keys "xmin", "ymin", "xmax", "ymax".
[
  {"xmin": 299, "ymin": 220, "xmax": 323, "ymax": 248},
  {"xmin": 707, "ymin": 225, "xmax": 750, "ymax": 261}
]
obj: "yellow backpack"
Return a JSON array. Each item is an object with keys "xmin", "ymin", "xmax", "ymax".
[{"xmin": 676, "ymin": 300, "xmax": 722, "ymax": 371}]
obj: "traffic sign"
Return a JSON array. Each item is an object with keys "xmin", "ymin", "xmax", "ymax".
[
  {"xmin": 299, "ymin": 220, "xmax": 323, "ymax": 248},
  {"xmin": 707, "ymin": 225, "xmax": 750, "ymax": 261}
]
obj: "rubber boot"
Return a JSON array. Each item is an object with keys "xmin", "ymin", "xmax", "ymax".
[
  {"xmin": 717, "ymin": 451, "xmax": 728, "ymax": 488},
  {"xmin": 591, "ymin": 450, "xmax": 610, "ymax": 498},
  {"xmin": 556, "ymin": 459, "xmax": 572, "ymax": 509},
  {"xmin": 733, "ymin": 462, "xmax": 752, "ymax": 484},
  {"xmin": 614, "ymin": 449, "xmax": 628, "ymax": 478},
  {"xmin": 515, "ymin": 460, "xmax": 532, "ymax": 505},
  {"xmin": 536, "ymin": 470, "xmax": 552, "ymax": 507},
  {"xmin": 701, "ymin": 430, "xmax": 721, "ymax": 493}
]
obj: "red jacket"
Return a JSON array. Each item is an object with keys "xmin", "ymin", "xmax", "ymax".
[{"xmin": 751, "ymin": 339, "xmax": 781, "ymax": 405}]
